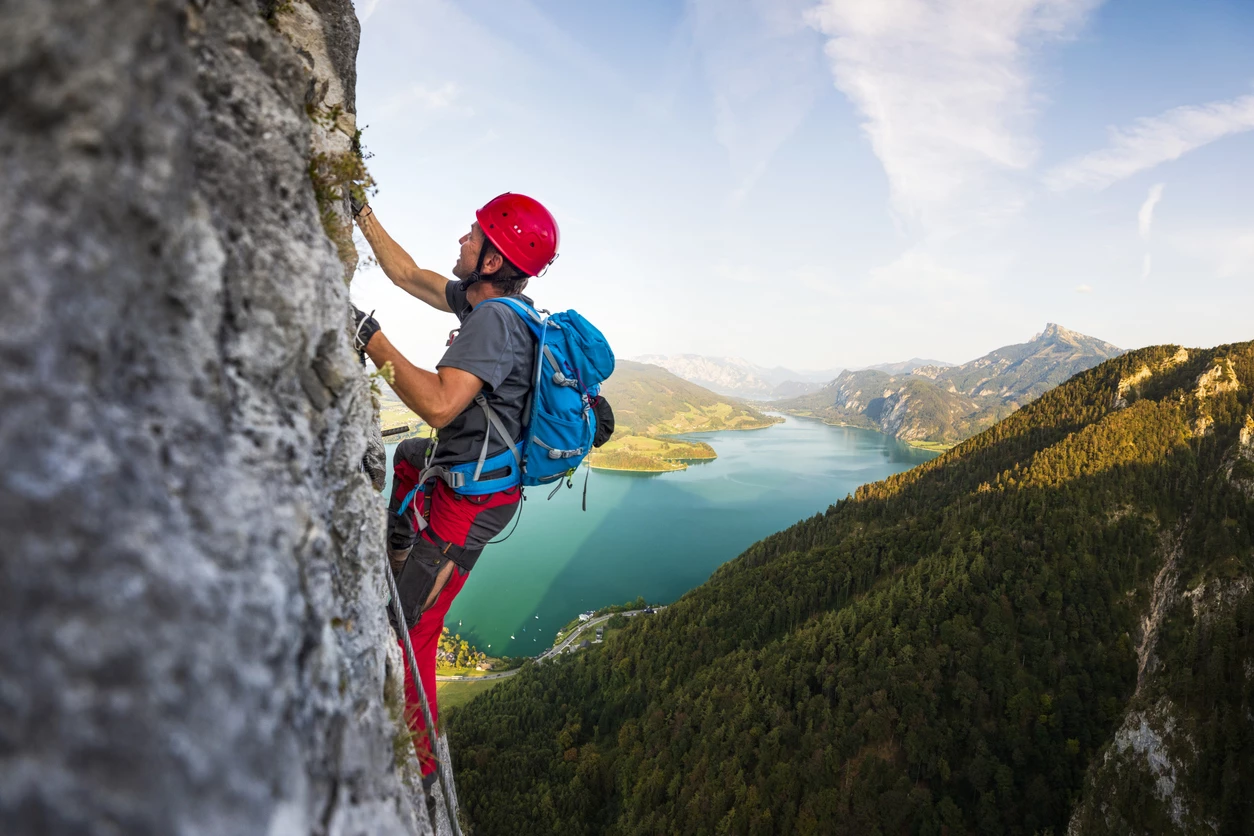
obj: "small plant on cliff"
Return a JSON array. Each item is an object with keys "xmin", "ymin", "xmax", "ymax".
[
  {"xmin": 307, "ymin": 108, "xmax": 377, "ymax": 281},
  {"xmin": 368, "ymin": 361, "xmax": 396, "ymax": 399},
  {"xmin": 308, "ymin": 148, "xmax": 375, "ymax": 280}
]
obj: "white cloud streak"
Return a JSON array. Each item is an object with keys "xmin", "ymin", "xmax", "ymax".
[
  {"xmin": 688, "ymin": 0, "xmax": 826, "ymax": 201},
  {"xmin": 1171, "ymin": 228, "xmax": 1254, "ymax": 282},
  {"xmin": 1137, "ymin": 183, "xmax": 1164, "ymax": 239},
  {"xmin": 1046, "ymin": 93, "xmax": 1254, "ymax": 191},
  {"xmin": 379, "ymin": 81, "xmax": 470, "ymax": 118},
  {"xmin": 355, "ymin": 0, "xmax": 384, "ymax": 23},
  {"xmin": 807, "ymin": 0, "xmax": 1101, "ymax": 233},
  {"xmin": 1218, "ymin": 232, "xmax": 1254, "ymax": 279},
  {"xmin": 1140, "ymin": 254, "xmax": 1152, "ymax": 280}
]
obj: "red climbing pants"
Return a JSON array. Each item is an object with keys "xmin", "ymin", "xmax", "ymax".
[
  {"xmin": 399, "ymin": 563, "xmax": 468, "ymax": 780},
  {"xmin": 392, "ymin": 476, "xmax": 521, "ymax": 780}
]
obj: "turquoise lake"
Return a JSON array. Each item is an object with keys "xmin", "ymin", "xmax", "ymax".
[{"xmin": 386, "ymin": 416, "xmax": 937, "ymax": 658}]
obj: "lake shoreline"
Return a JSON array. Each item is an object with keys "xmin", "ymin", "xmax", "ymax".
[
  {"xmin": 589, "ymin": 461, "xmax": 686, "ymax": 473},
  {"xmin": 389, "ymin": 417, "xmax": 939, "ymax": 658},
  {"xmin": 780, "ymin": 412, "xmax": 957, "ymax": 453}
]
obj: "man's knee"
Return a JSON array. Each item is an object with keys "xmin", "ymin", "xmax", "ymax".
[
  {"xmin": 391, "ymin": 537, "xmax": 455, "ymax": 630},
  {"xmin": 394, "ymin": 437, "xmax": 432, "ymax": 469}
]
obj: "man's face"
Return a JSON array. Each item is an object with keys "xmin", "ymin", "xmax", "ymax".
[{"xmin": 452, "ymin": 223, "xmax": 484, "ymax": 280}]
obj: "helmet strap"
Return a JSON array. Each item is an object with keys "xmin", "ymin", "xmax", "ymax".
[{"xmin": 457, "ymin": 237, "xmax": 492, "ymax": 292}]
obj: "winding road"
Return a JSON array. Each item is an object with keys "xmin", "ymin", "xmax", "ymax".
[{"xmin": 435, "ymin": 609, "xmax": 656, "ymax": 683}]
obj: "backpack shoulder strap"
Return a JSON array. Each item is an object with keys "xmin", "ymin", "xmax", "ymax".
[
  {"xmin": 481, "ymin": 296, "xmax": 547, "ymax": 339},
  {"xmin": 472, "ymin": 393, "xmax": 522, "ymax": 480}
]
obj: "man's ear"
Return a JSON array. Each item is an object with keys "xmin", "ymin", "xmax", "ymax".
[{"xmin": 481, "ymin": 249, "xmax": 504, "ymax": 276}]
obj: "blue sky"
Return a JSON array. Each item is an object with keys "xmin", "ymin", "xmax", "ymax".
[{"xmin": 350, "ymin": 0, "xmax": 1254, "ymax": 371}]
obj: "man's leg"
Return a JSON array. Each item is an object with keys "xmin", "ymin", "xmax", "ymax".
[
  {"xmin": 400, "ymin": 564, "xmax": 469, "ymax": 779},
  {"xmin": 395, "ymin": 481, "xmax": 520, "ymax": 779},
  {"xmin": 387, "ymin": 438, "xmax": 432, "ymax": 572}
]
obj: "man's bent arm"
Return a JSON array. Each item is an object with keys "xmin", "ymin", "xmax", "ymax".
[
  {"xmin": 355, "ymin": 210, "xmax": 453, "ymax": 313},
  {"xmin": 365, "ymin": 331, "xmax": 481, "ymax": 428}
]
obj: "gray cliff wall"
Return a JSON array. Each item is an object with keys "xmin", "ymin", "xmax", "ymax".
[{"xmin": 0, "ymin": 1, "xmax": 420, "ymax": 833}]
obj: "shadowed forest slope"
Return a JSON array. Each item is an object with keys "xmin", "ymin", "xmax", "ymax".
[{"xmin": 449, "ymin": 341, "xmax": 1254, "ymax": 835}]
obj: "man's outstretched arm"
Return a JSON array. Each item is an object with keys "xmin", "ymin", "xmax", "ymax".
[
  {"xmin": 354, "ymin": 205, "xmax": 453, "ymax": 313},
  {"xmin": 363, "ymin": 329, "xmax": 481, "ymax": 429}
]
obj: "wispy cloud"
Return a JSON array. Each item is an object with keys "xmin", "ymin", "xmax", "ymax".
[
  {"xmin": 379, "ymin": 81, "xmax": 470, "ymax": 118},
  {"xmin": 1076, "ymin": 283, "xmax": 1093, "ymax": 293},
  {"xmin": 688, "ymin": 0, "xmax": 826, "ymax": 201},
  {"xmin": 807, "ymin": 0, "xmax": 1101, "ymax": 234},
  {"xmin": 354, "ymin": 0, "xmax": 384, "ymax": 23},
  {"xmin": 1140, "ymin": 254, "xmax": 1152, "ymax": 280},
  {"xmin": 868, "ymin": 250, "xmax": 986, "ymax": 294},
  {"xmin": 1046, "ymin": 93, "xmax": 1254, "ymax": 191},
  {"xmin": 1217, "ymin": 232, "xmax": 1254, "ymax": 279},
  {"xmin": 1169, "ymin": 228, "xmax": 1254, "ymax": 281},
  {"xmin": 1138, "ymin": 183, "xmax": 1164, "ymax": 239}
]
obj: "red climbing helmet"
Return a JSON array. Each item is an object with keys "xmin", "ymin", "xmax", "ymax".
[{"xmin": 475, "ymin": 193, "xmax": 560, "ymax": 278}]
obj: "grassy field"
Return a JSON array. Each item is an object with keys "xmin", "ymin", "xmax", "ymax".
[
  {"xmin": 377, "ymin": 387, "xmax": 426, "ymax": 441},
  {"xmin": 587, "ymin": 434, "xmax": 717, "ymax": 472},
  {"xmin": 437, "ymin": 678, "xmax": 504, "ymax": 712},
  {"xmin": 380, "ymin": 403, "xmax": 422, "ymax": 432},
  {"xmin": 651, "ymin": 401, "xmax": 783, "ymax": 435},
  {"xmin": 906, "ymin": 439, "xmax": 955, "ymax": 452},
  {"xmin": 434, "ymin": 665, "xmax": 491, "ymax": 678}
]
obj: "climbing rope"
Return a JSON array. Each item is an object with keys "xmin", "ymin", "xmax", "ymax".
[{"xmin": 385, "ymin": 564, "xmax": 464, "ymax": 836}]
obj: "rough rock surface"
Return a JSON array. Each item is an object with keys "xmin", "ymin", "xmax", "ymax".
[
  {"xmin": 1068, "ymin": 400, "xmax": 1254, "ymax": 835},
  {"xmin": 0, "ymin": 1, "xmax": 428, "ymax": 833}
]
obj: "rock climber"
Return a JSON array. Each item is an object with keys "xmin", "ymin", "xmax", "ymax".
[{"xmin": 348, "ymin": 192, "xmax": 558, "ymax": 792}]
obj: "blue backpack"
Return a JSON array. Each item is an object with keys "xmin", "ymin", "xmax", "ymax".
[{"xmin": 445, "ymin": 297, "xmax": 614, "ymax": 496}]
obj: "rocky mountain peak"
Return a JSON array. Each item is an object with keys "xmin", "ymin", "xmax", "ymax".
[
  {"xmin": 1029, "ymin": 323, "xmax": 1123, "ymax": 356},
  {"xmin": 1035, "ymin": 322, "xmax": 1082, "ymax": 344}
]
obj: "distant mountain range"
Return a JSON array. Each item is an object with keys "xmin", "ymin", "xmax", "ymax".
[
  {"xmin": 631, "ymin": 354, "xmax": 842, "ymax": 400},
  {"xmin": 775, "ymin": 323, "xmax": 1123, "ymax": 444},
  {"xmin": 863, "ymin": 357, "xmax": 952, "ymax": 375},
  {"xmin": 630, "ymin": 355, "xmax": 954, "ymax": 400}
]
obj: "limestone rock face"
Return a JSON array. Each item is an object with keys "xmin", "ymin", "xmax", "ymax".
[{"xmin": 0, "ymin": 1, "xmax": 422, "ymax": 833}]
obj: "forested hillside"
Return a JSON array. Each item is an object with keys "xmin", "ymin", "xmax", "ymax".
[
  {"xmin": 602, "ymin": 360, "xmax": 781, "ymax": 435},
  {"xmin": 450, "ymin": 341, "xmax": 1254, "ymax": 835},
  {"xmin": 588, "ymin": 361, "xmax": 781, "ymax": 471},
  {"xmin": 778, "ymin": 324, "xmax": 1122, "ymax": 445}
]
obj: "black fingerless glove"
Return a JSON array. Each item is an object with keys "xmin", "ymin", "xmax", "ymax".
[
  {"xmin": 351, "ymin": 305, "xmax": 380, "ymax": 364},
  {"xmin": 349, "ymin": 193, "xmax": 368, "ymax": 218}
]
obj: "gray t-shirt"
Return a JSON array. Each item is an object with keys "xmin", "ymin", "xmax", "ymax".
[{"xmin": 431, "ymin": 282, "xmax": 535, "ymax": 469}]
